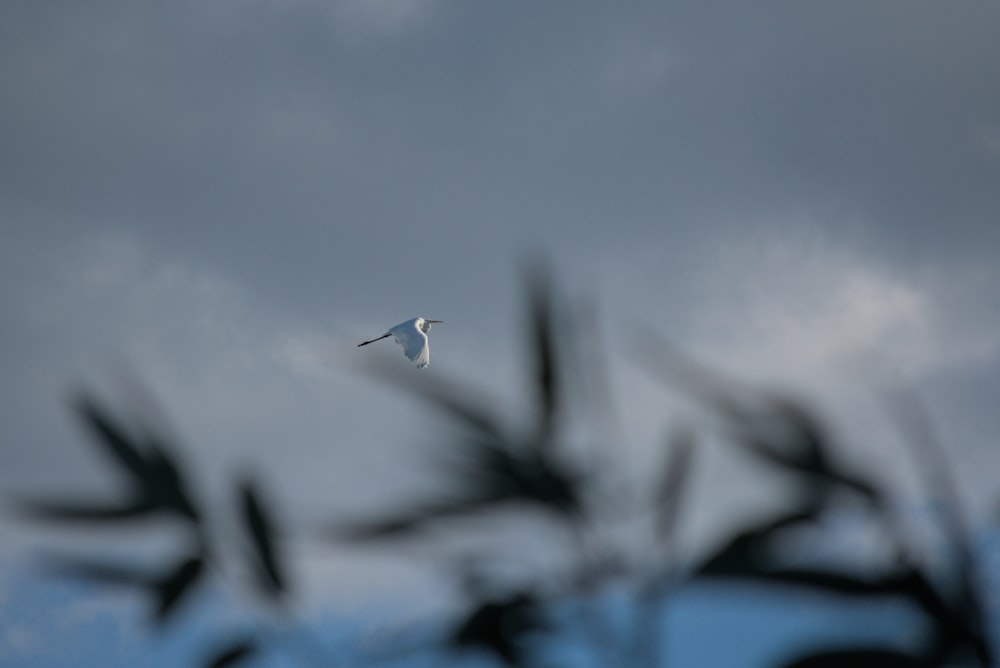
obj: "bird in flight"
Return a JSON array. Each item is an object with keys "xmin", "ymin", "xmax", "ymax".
[{"xmin": 358, "ymin": 317, "xmax": 443, "ymax": 368}]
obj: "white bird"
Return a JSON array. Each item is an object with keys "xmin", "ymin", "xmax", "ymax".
[{"xmin": 357, "ymin": 317, "xmax": 443, "ymax": 368}]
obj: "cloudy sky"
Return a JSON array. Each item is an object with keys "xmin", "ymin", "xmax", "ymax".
[{"xmin": 2, "ymin": 1, "xmax": 999, "ymax": 665}]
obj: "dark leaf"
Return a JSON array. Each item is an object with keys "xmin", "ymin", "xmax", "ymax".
[
  {"xmin": 885, "ymin": 389, "xmax": 993, "ymax": 666},
  {"xmin": 154, "ymin": 556, "xmax": 204, "ymax": 623},
  {"xmin": 39, "ymin": 554, "xmax": 205, "ymax": 623},
  {"xmin": 74, "ymin": 393, "xmax": 150, "ymax": 481},
  {"xmin": 634, "ymin": 330, "xmax": 745, "ymax": 417},
  {"xmin": 65, "ymin": 393, "xmax": 202, "ymax": 523},
  {"xmin": 706, "ymin": 566, "xmax": 944, "ymax": 607},
  {"xmin": 14, "ymin": 497, "xmax": 154, "ymax": 522},
  {"xmin": 636, "ymin": 340, "xmax": 879, "ymax": 504},
  {"xmin": 780, "ymin": 647, "xmax": 934, "ymax": 668},
  {"xmin": 697, "ymin": 518, "xmax": 939, "ymax": 600},
  {"xmin": 336, "ymin": 438, "xmax": 581, "ymax": 543},
  {"xmin": 204, "ymin": 638, "xmax": 258, "ymax": 668},
  {"xmin": 697, "ymin": 510, "xmax": 816, "ymax": 578},
  {"xmin": 654, "ymin": 426, "xmax": 695, "ymax": 546},
  {"xmin": 450, "ymin": 592, "xmax": 547, "ymax": 667},
  {"xmin": 727, "ymin": 398, "xmax": 881, "ymax": 506},
  {"xmin": 725, "ymin": 398, "xmax": 830, "ymax": 476},
  {"xmin": 637, "ymin": 337, "xmax": 823, "ymax": 476},
  {"xmin": 145, "ymin": 445, "xmax": 200, "ymax": 521},
  {"xmin": 701, "ymin": 552, "xmax": 985, "ymax": 661},
  {"xmin": 422, "ymin": 388, "xmax": 506, "ymax": 442},
  {"xmin": 763, "ymin": 568, "xmax": 916, "ymax": 598},
  {"xmin": 525, "ymin": 263, "xmax": 559, "ymax": 445},
  {"xmin": 892, "ymin": 569, "xmax": 988, "ymax": 664},
  {"xmin": 38, "ymin": 555, "xmax": 152, "ymax": 588},
  {"xmin": 367, "ymin": 362, "xmax": 505, "ymax": 442},
  {"xmin": 450, "ymin": 440, "xmax": 580, "ymax": 517},
  {"xmin": 335, "ymin": 498, "xmax": 485, "ymax": 541},
  {"xmin": 240, "ymin": 479, "xmax": 285, "ymax": 597}
]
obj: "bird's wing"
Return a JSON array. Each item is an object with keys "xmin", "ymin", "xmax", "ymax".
[{"xmin": 390, "ymin": 320, "xmax": 431, "ymax": 368}]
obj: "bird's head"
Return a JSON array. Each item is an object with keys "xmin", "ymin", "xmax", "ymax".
[{"xmin": 420, "ymin": 318, "xmax": 443, "ymax": 333}]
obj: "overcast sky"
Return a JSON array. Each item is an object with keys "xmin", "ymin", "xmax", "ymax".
[{"xmin": 2, "ymin": 1, "xmax": 1000, "ymax": 665}]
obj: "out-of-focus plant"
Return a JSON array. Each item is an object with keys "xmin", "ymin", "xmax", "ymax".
[
  {"xmin": 15, "ymin": 266, "xmax": 994, "ymax": 667},
  {"xmin": 15, "ymin": 394, "xmax": 288, "ymax": 666}
]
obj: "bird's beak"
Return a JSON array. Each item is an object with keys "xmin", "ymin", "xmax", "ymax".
[{"xmin": 427, "ymin": 319, "xmax": 443, "ymax": 323}]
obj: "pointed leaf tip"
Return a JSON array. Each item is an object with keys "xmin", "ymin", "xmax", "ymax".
[
  {"xmin": 205, "ymin": 639, "xmax": 258, "ymax": 668},
  {"xmin": 15, "ymin": 497, "xmax": 154, "ymax": 522},
  {"xmin": 73, "ymin": 393, "xmax": 149, "ymax": 480},
  {"xmin": 155, "ymin": 556, "xmax": 205, "ymax": 623},
  {"xmin": 239, "ymin": 479, "xmax": 286, "ymax": 598}
]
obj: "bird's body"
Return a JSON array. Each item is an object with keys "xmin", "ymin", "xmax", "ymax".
[{"xmin": 358, "ymin": 317, "xmax": 443, "ymax": 368}]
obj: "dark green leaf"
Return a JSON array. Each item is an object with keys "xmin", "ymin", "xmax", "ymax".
[{"xmin": 240, "ymin": 479, "xmax": 285, "ymax": 597}]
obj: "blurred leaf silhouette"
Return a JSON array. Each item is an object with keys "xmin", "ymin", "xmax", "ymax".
[
  {"xmin": 652, "ymin": 426, "xmax": 695, "ymax": 549},
  {"xmin": 205, "ymin": 637, "xmax": 260, "ymax": 668},
  {"xmin": 15, "ymin": 265, "xmax": 996, "ymax": 667},
  {"xmin": 18, "ymin": 394, "xmax": 200, "ymax": 523},
  {"xmin": 525, "ymin": 261, "xmax": 561, "ymax": 448},
  {"xmin": 239, "ymin": 477, "xmax": 288, "ymax": 599},
  {"xmin": 449, "ymin": 591, "xmax": 548, "ymax": 667},
  {"xmin": 778, "ymin": 647, "xmax": 935, "ymax": 668},
  {"xmin": 17, "ymin": 391, "xmax": 285, "ymax": 667},
  {"xmin": 39, "ymin": 553, "xmax": 204, "ymax": 624},
  {"xmin": 335, "ymin": 436, "xmax": 581, "ymax": 541}
]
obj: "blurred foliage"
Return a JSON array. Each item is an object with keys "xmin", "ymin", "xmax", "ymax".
[{"xmin": 16, "ymin": 268, "xmax": 995, "ymax": 667}]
